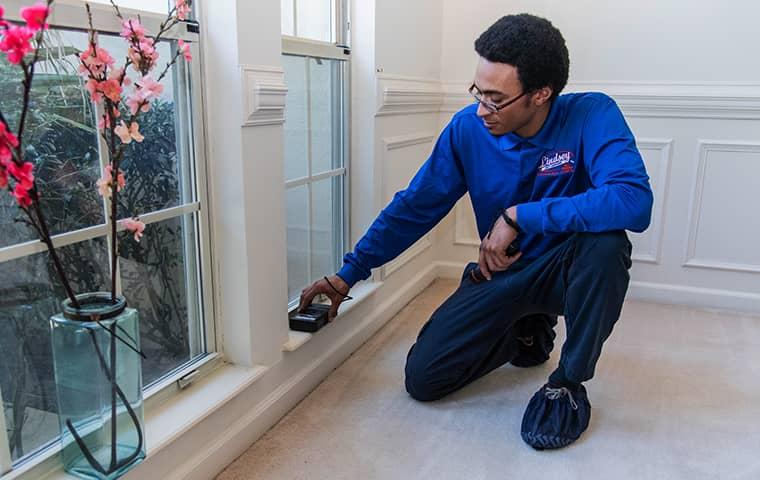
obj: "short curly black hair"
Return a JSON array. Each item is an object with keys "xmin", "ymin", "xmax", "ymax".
[{"xmin": 475, "ymin": 14, "xmax": 569, "ymax": 100}]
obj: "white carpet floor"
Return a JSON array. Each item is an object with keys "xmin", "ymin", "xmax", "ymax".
[{"xmin": 217, "ymin": 279, "xmax": 760, "ymax": 480}]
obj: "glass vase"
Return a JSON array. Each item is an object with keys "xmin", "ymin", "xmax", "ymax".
[{"xmin": 50, "ymin": 293, "xmax": 145, "ymax": 480}]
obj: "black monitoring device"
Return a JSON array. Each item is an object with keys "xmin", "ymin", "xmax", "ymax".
[{"xmin": 289, "ymin": 303, "xmax": 330, "ymax": 332}]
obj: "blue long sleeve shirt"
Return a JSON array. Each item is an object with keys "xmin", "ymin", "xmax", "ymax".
[{"xmin": 337, "ymin": 92, "xmax": 654, "ymax": 287}]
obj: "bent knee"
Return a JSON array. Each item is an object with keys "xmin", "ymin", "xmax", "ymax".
[
  {"xmin": 404, "ymin": 352, "xmax": 456, "ymax": 402},
  {"xmin": 575, "ymin": 231, "xmax": 631, "ymax": 266},
  {"xmin": 405, "ymin": 376, "xmax": 442, "ymax": 402}
]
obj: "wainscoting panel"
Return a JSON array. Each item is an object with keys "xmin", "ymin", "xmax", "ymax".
[
  {"xmin": 454, "ymin": 194, "xmax": 480, "ymax": 247},
  {"xmin": 683, "ymin": 141, "xmax": 760, "ymax": 273},
  {"xmin": 629, "ymin": 138, "xmax": 673, "ymax": 264},
  {"xmin": 380, "ymin": 132, "xmax": 437, "ymax": 278}
]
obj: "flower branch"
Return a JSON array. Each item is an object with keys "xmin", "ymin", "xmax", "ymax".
[
  {"xmin": 1, "ymin": 0, "xmax": 81, "ymax": 306},
  {"xmin": 0, "ymin": 0, "xmax": 193, "ymax": 308}
]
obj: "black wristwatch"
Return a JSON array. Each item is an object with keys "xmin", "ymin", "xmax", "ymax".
[{"xmin": 501, "ymin": 209, "xmax": 522, "ymax": 235}]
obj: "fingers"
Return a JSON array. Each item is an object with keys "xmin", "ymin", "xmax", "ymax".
[
  {"xmin": 485, "ymin": 249, "xmax": 510, "ymax": 272},
  {"xmin": 477, "ymin": 250, "xmax": 492, "ymax": 281},
  {"xmin": 299, "ymin": 280, "xmax": 326, "ymax": 312},
  {"xmin": 482, "ymin": 243, "xmax": 510, "ymax": 272},
  {"xmin": 300, "ymin": 278, "xmax": 347, "ymax": 320},
  {"xmin": 298, "ymin": 286, "xmax": 315, "ymax": 312},
  {"xmin": 485, "ymin": 254, "xmax": 498, "ymax": 274},
  {"xmin": 478, "ymin": 242, "xmax": 522, "ymax": 281},
  {"xmin": 328, "ymin": 301, "xmax": 340, "ymax": 321},
  {"xmin": 507, "ymin": 250, "xmax": 523, "ymax": 266}
]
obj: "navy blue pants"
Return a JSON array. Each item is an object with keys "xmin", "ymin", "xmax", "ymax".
[{"xmin": 405, "ymin": 231, "xmax": 633, "ymax": 401}]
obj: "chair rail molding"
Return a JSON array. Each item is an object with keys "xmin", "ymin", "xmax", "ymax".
[
  {"xmin": 440, "ymin": 81, "xmax": 760, "ymax": 119},
  {"xmin": 566, "ymin": 81, "xmax": 760, "ymax": 119},
  {"xmin": 376, "ymin": 74, "xmax": 444, "ymax": 117}
]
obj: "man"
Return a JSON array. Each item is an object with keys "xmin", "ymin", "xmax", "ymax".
[{"xmin": 298, "ymin": 14, "xmax": 653, "ymax": 450}]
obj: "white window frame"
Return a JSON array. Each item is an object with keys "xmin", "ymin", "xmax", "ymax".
[
  {"xmin": 0, "ymin": 1, "xmax": 218, "ymax": 476},
  {"xmin": 282, "ymin": 0, "xmax": 350, "ymax": 310}
]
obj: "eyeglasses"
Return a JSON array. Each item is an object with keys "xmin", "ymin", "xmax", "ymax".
[{"xmin": 468, "ymin": 84, "xmax": 527, "ymax": 113}]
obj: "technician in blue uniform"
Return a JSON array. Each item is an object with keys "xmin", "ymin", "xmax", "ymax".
[{"xmin": 299, "ymin": 13, "xmax": 653, "ymax": 450}]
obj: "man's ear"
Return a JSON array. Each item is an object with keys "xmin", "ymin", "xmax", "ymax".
[{"xmin": 532, "ymin": 86, "xmax": 553, "ymax": 106}]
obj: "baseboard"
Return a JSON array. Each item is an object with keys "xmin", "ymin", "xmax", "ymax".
[
  {"xmin": 167, "ymin": 263, "xmax": 440, "ymax": 480},
  {"xmin": 435, "ymin": 260, "xmax": 467, "ymax": 280},
  {"xmin": 628, "ymin": 280, "xmax": 760, "ymax": 314}
]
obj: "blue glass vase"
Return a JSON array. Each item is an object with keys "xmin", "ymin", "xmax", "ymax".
[{"xmin": 50, "ymin": 293, "xmax": 146, "ymax": 480}]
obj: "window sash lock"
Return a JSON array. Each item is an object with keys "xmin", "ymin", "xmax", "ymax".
[{"xmin": 177, "ymin": 370, "xmax": 200, "ymax": 390}]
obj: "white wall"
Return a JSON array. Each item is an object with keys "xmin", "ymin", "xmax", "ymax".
[
  {"xmin": 441, "ymin": 0, "xmax": 760, "ymax": 84},
  {"xmin": 376, "ymin": 0, "xmax": 442, "ymax": 79},
  {"xmin": 437, "ymin": 0, "xmax": 760, "ymax": 312},
  {"xmin": 361, "ymin": 0, "xmax": 446, "ymax": 282}
]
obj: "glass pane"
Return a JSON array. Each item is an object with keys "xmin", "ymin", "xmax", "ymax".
[
  {"xmin": 283, "ymin": 56, "xmax": 344, "ymax": 180},
  {"xmin": 83, "ymin": 34, "xmax": 192, "ymax": 218},
  {"xmin": 295, "ymin": 0, "xmax": 332, "ymax": 42},
  {"xmin": 309, "ymin": 58, "xmax": 342, "ymax": 175},
  {"xmin": 286, "ymin": 185, "xmax": 309, "ymax": 300},
  {"xmin": 0, "ymin": 30, "xmax": 102, "ymax": 248},
  {"xmin": 0, "ymin": 238, "xmax": 109, "ymax": 463},
  {"xmin": 119, "ymin": 214, "xmax": 204, "ymax": 386},
  {"xmin": 281, "ymin": 0, "xmax": 295, "ymax": 36},
  {"xmin": 310, "ymin": 177, "xmax": 342, "ymax": 282},
  {"xmin": 282, "ymin": 55, "xmax": 309, "ymax": 181}
]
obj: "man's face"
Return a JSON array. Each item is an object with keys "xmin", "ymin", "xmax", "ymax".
[{"xmin": 472, "ymin": 58, "xmax": 536, "ymax": 136}]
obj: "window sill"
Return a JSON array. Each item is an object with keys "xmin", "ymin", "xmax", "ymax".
[
  {"xmin": 141, "ymin": 363, "xmax": 269, "ymax": 454},
  {"xmin": 6, "ymin": 363, "xmax": 269, "ymax": 480},
  {"xmin": 282, "ymin": 281, "xmax": 382, "ymax": 353}
]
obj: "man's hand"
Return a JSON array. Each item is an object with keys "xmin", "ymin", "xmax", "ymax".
[
  {"xmin": 298, "ymin": 274, "xmax": 351, "ymax": 321},
  {"xmin": 478, "ymin": 206, "xmax": 522, "ymax": 281}
]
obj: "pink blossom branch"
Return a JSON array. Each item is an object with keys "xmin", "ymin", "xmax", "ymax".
[
  {"xmin": 107, "ymin": 99, "xmax": 119, "ymax": 302},
  {"xmin": 156, "ymin": 47, "xmax": 182, "ymax": 83},
  {"xmin": 107, "ymin": 46, "xmax": 184, "ymax": 178},
  {"xmin": 83, "ymin": 3, "xmax": 122, "ymax": 302},
  {"xmin": 108, "ymin": 0, "xmax": 123, "ymax": 19},
  {"xmin": 155, "ymin": 8, "xmax": 180, "ymax": 44},
  {"xmin": 15, "ymin": 0, "xmax": 54, "ymax": 150},
  {"xmin": 79, "ymin": 0, "xmax": 192, "ymax": 302},
  {"xmin": 7, "ymin": 0, "xmax": 81, "ymax": 307}
]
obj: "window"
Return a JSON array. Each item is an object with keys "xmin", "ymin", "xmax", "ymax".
[
  {"xmin": 281, "ymin": 0, "xmax": 335, "ymax": 43},
  {"xmin": 282, "ymin": 0, "xmax": 350, "ymax": 306},
  {"xmin": 0, "ymin": 0, "xmax": 212, "ymax": 471}
]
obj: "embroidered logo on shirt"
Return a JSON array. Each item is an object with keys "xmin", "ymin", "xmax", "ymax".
[{"xmin": 538, "ymin": 150, "xmax": 575, "ymax": 176}]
